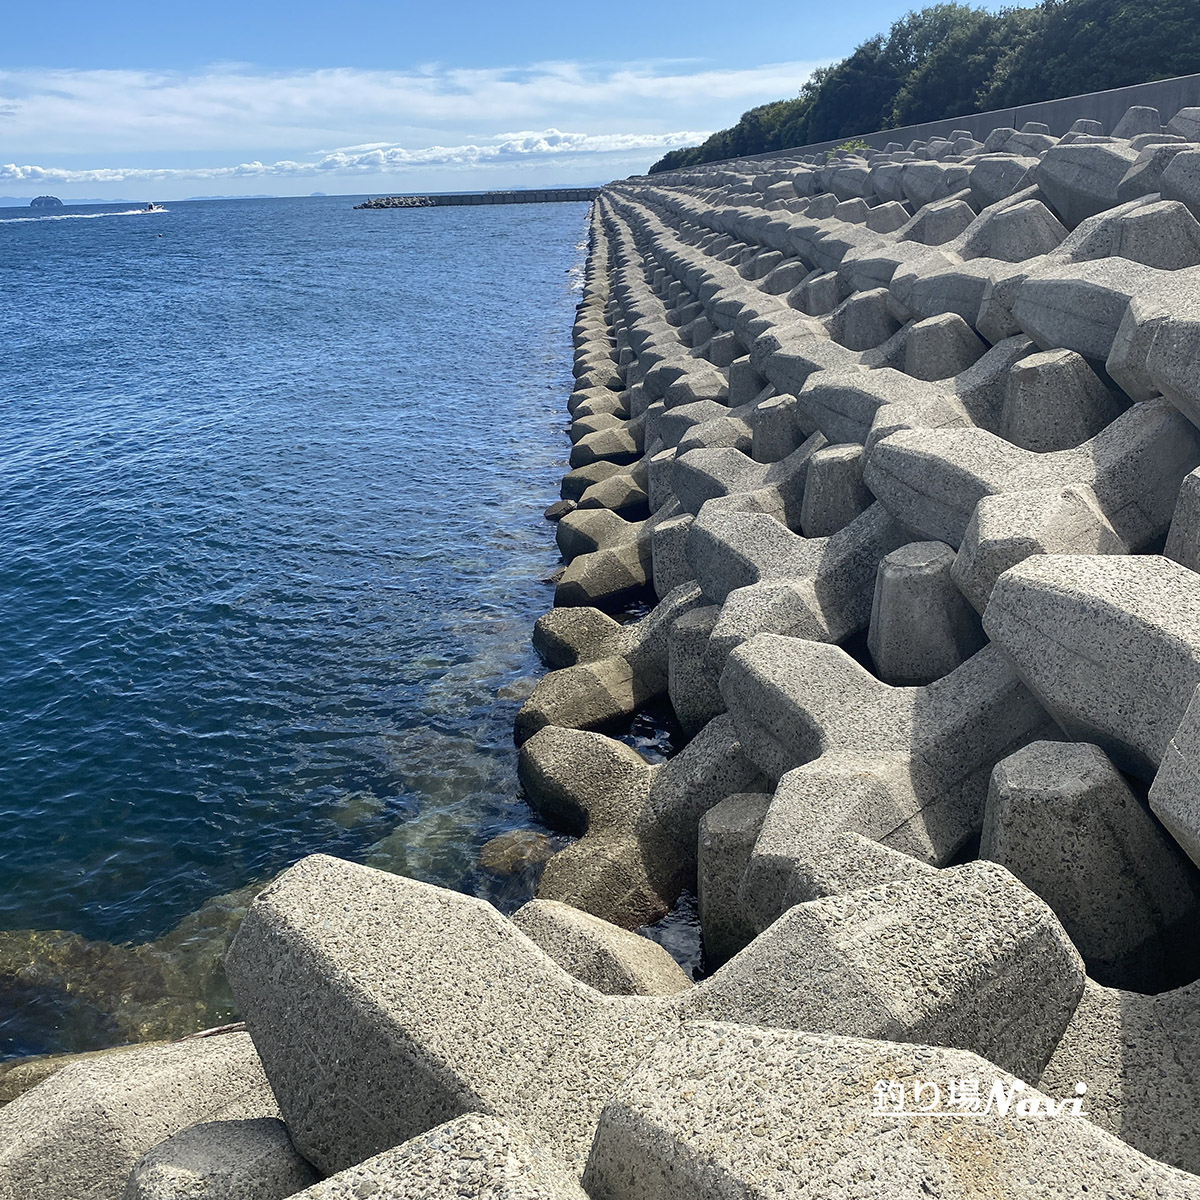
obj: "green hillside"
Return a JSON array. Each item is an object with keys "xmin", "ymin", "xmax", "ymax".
[{"xmin": 649, "ymin": 0, "xmax": 1200, "ymax": 172}]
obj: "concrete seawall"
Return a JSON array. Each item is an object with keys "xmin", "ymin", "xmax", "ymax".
[
  {"xmin": 693, "ymin": 71, "xmax": 1200, "ymax": 166},
  {"xmin": 10, "ymin": 91, "xmax": 1200, "ymax": 1197}
]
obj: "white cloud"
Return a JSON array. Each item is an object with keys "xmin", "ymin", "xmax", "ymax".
[
  {"xmin": 0, "ymin": 59, "xmax": 823, "ymax": 156},
  {"xmin": 0, "ymin": 57, "xmax": 828, "ymax": 195},
  {"xmin": 0, "ymin": 128, "xmax": 710, "ymax": 184}
]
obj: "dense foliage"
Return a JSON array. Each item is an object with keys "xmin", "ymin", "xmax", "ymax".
[{"xmin": 648, "ymin": 0, "xmax": 1200, "ymax": 172}]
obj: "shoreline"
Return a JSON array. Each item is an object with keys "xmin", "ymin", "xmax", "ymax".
[{"xmin": 9, "ymin": 84, "xmax": 1200, "ymax": 1193}]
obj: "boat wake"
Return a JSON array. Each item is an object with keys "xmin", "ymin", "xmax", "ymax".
[{"xmin": 1, "ymin": 208, "xmax": 169, "ymax": 224}]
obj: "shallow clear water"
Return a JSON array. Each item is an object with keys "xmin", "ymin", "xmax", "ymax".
[{"xmin": 0, "ymin": 196, "xmax": 588, "ymax": 1053}]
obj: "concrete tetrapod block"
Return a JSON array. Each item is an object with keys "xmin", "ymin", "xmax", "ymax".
[
  {"xmin": 1112, "ymin": 105, "xmax": 1163, "ymax": 140},
  {"xmin": 969, "ymin": 155, "xmax": 1040, "ymax": 208},
  {"xmin": 534, "ymin": 714, "xmax": 766, "ymax": 929},
  {"xmin": 897, "ymin": 197, "xmax": 976, "ymax": 247},
  {"xmin": 510, "ymin": 900, "xmax": 691, "ymax": 997},
  {"xmin": 689, "ymin": 504, "xmax": 908, "ymax": 656},
  {"xmin": 1055, "ymin": 196, "xmax": 1200, "ymax": 271},
  {"xmin": 889, "ymin": 256, "xmax": 996, "ymax": 332},
  {"xmin": 685, "ymin": 861, "xmax": 1084, "ymax": 1082},
  {"xmin": 903, "ymin": 313, "xmax": 986, "ymax": 381},
  {"xmin": 1150, "ymin": 685, "xmax": 1200, "ymax": 871},
  {"xmin": 867, "ymin": 541, "xmax": 986, "ymax": 686},
  {"xmin": 998, "ymin": 348, "xmax": 1124, "ymax": 453},
  {"xmin": 289, "ymin": 1114, "xmax": 588, "ymax": 1199},
  {"xmin": 649, "ymin": 512, "xmax": 693, "ymax": 600},
  {"xmin": 517, "ymin": 584, "xmax": 703, "ymax": 742},
  {"xmin": 952, "ymin": 483, "xmax": 1129, "ymax": 614},
  {"xmin": 1146, "ymin": 295, "xmax": 1200, "ymax": 428},
  {"xmin": 229, "ymin": 855, "xmax": 1086, "ymax": 1184},
  {"xmin": 584, "ymin": 1023, "xmax": 1200, "ymax": 1200},
  {"xmin": 822, "ymin": 287, "xmax": 900, "ymax": 351},
  {"xmin": 955, "ymin": 196, "xmax": 1068, "ymax": 264},
  {"xmin": 0, "ymin": 1033, "xmax": 277, "ymax": 1200},
  {"xmin": 561, "ymin": 461, "xmax": 626, "ymax": 503},
  {"xmin": 797, "ymin": 443, "xmax": 873, "ymax": 537},
  {"xmin": 1162, "ymin": 149, "xmax": 1200, "ymax": 218},
  {"xmin": 793, "ymin": 366, "xmax": 963, "ymax": 449},
  {"xmin": 531, "ymin": 607, "xmax": 621, "ymax": 670},
  {"xmin": 224, "ymin": 856, "xmax": 670, "ymax": 1178},
  {"xmin": 1118, "ymin": 147, "xmax": 1196, "ymax": 207},
  {"xmin": 1034, "ymin": 140, "xmax": 1142, "ymax": 227},
  {"xmin": 1109, "ymin": 284, "xmax": 1200, "ymax": 406},
  {"xmin": 518, "ymin": 725, "xmax": 654, "ymax": 840},
  {"xmin": 122, "ymin": 1118, "xmax": 318, "ymax": 1200},
  {"xmin": 1168, "ymin": 108, "xmax": 1200, "ymax": 140},
  {"xmin": 724, "ymin": 637, "xmax": 1054, "ymax": 923},
  {"xmin": 553, "ymin": 536, "xmax": 653, "ymax": 610},
  {"xmin": 723, "ymin": 622, "xmax": 1050, "ymax": 779},
  {"xmin": 666, "ymin": 605, "xmax": 724, "ymax": 737},
  {"xmin": 983, "ymin": 554, "xmax": 1200, "ymax": 780},
  {"xmin": 1039, "ymin": 978, "xmax": 1200, "ymax": 1175},
  {"xmin": 576, "ymin": 471, "xmax": 649, "ymax": 519},
  {"xmin": 515, "ymin": 654, "xmax": 652, "ymax": 744},
  {"xmin": 670, "ymin": 436, "xmax": 823, "ymax": 526},
  {"xmin": 628, "ymin": 714, "xmax": 768, "ymax": 912},
  {"xmin": 865, "ymin": 397, "xmax": 1200, "ymax": 549},
  {"xmin": 0, "ymin": 1043, "xmax": 173, "ymax": 1109},
  {"xmin": 554, "ymin": 508, "xmax": 636, "ymax": 563},
  {"xmin": 696, "ymin": 792, "xmax": 773, "ymax": 967},
  {"xmin": 1012, "ymin": 257, "xmax": 1168, "ymax": 362},
  {"xmin": 773, "ymin": 830, "xmax": 935, "ymax": 914},
  {"xmin": 1165, "ymin": 466, "xmax": 1200, "ymax": 573},
  {"xmin": 982, "ymin": 741, "xmax": 1200, "ymax": 991}
]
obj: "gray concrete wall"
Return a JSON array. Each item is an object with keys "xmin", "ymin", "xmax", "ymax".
[{"xmin": 692, "ymin": 73, "xmax": 1200, "ymax": 167}]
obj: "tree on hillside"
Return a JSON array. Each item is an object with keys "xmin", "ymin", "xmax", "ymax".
[
  {"xmin": 647, "ymin": 0, "xmax": 1200, "ymax": 172},
  {"xmin": 885, "ymin": 2, "xmax": 994, "ymax": 70},
  {"xmin": 988, "ymin": 0, "xmax": 1200, "ymax": 104},
  {"xmin": 889, "ymin": 6, "xmax": 1042, "ymax": 124},
  {"xmin": 800, "ymin": 37, "xmax": 905, "ymax": 143}
]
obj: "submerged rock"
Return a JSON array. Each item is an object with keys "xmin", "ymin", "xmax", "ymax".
[
  {"xmin": 0, "ymin": 883, "xmax": 262, "ymax": 1058},
  {"xmin": 477, "ymin": 830, "xmax": 556, "ymax": 875}
]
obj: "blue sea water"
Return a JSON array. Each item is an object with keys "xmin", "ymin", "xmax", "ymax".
[{"xmin": 0, "ymin": 196, "xmax": 591, "ymax": 1051}]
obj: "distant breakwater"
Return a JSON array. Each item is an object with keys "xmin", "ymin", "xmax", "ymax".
[{"xmin": 355, "ymin": 189, "xmax": 600, "ymax": 210}]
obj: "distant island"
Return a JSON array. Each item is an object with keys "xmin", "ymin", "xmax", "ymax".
[{"xmin": 30, "ymin": 196, "xmax": 64, "ymax": 209}]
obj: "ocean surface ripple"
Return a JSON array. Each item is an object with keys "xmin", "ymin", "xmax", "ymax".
[{"xmin": 0, "ymin": 196, "xmax": 588, "ymax": 1054}]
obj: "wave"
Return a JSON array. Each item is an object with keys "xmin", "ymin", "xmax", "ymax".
[{"xmin": 0, "ymin": 207, "xmax": 168, "ymax": 225}]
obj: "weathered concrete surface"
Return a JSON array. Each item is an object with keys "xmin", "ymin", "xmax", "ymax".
[
  {"xmin": 982, "ymin": 740, "xmax": 1200, "ymax": 990},
  {"xmin": 226, "ymin": 856, "xmax": 1083, "ymax": 1181},
  {"xmin": 585, "ymin": 1023, "xmax": 1200, "ymax": 1200},
  {"xmin": 122, "ymin": 1118, "xmax": 318, "ymax": 1200},
  {"xmin": 1040, "ymin": 978, "xmax": 1200, "ymax": 1175},
  {"xmin": 0, "ymin": 1033, "xmax": 277, "ymax": 1200},
  {"xmin": 510, "ymin": 899, "xmax": 692, "ymax": 996},
  {"xmin": 984, "ymin": 555, "xmax": 1200, "ymax": 780},
  {"xmin": 291, "ymin": 1113, "xmax": 588, "ymax": 1199},
  {"xmin": 224, "ymin": 855, "xmax": 668, "ymax": 1178}
]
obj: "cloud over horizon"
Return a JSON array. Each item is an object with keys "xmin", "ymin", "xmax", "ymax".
[
  {"xmin": 0, "ymin": 128, "xmax": 712, "ymax": 185},
  {"xmin": 0, "ymin": 57, "xmax": 823, "ymax": 193}
]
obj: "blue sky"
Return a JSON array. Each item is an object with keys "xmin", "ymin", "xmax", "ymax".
[{"xmin": 2, "ymin": 1, "xmax": 1013, "ymax": 200}]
